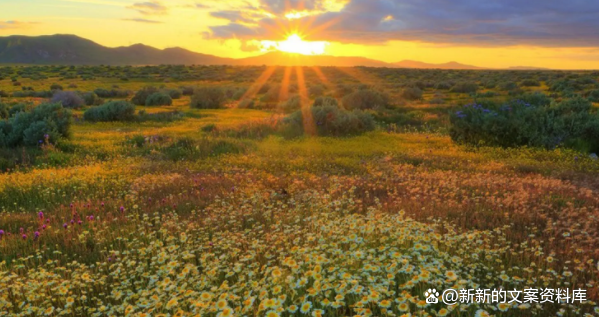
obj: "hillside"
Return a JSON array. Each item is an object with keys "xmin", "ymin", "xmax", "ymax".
[{"xmin": 0, "ymin": 34, "xmax": 489, "ymax": 68}]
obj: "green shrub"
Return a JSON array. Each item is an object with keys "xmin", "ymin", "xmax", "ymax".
[
  {"xmin": 190, "ymin": 87, "xmax": 226, "ymax": 109},
  {"xmin": 168, "ymin": 89, "xmax": 182, "ymax": 99},
  {"xmin": 50, "ymin": 91, "xmax": 85, "ymax": 109},
  {"xmin": 281, "ymin": 105, "xmax": 375, "ymax": 138},
  {"xmin": 278, "ymin": 95, "xmax": 302, "ymax": 113},
  {"xmin": 0, "ymin": 103, "xmax": 72, "ymax": 147},
  {"xmin": 435, "ymin": 82, "xmax": 452, "ymax": 90},
  {"xmin": 237, "ymin": 99, "xmax": 255, "ymax": 109},
  {"xmin": 83, "ymin": 101, "xmax": 136, "ymax": 122},
  {"xmin": 313, "ymin": 96, "xmax": 339, "ymax": 108},
  {"xmin": 309, "ymin": 85, "xmax": 326, "ymax": 98},
  {"xmin": 131, "ymin": 86, "xmax": 158, "ymax": 105},
  {"xmin": 450, "ymin": 82, "xmax": 478, "ymax": 94},
  {"xmin": 342, "ymin": 89, "xmax": 389, "ymax": 110},
  {"xmin": 82, "ymin": 92, "xmax": 100, "ymax": 106},
  {"xmin": 521, "ymin": 79, "xmax": 541, "ymax": 87},
  {"xmin": 145, "ymin": 92, "xmax": 172, "ymax": 106},
  {"xmin": 94, "ymin": 88, "xmax": 130, "ymax": 99},
  {"xmin": 50, "ymin": 84, "xmax": 63, "ymax": 91},
  {"xmin": 588, "ymin": 90, "xmax": 599, "ymax": 102},
  {"xmin": 181, "ymin": 86, "xmax": 195, "ymax": 96},
  {"xmin": 401, "ymin": 87, "xmax": 423, "ymax": 100},
  {"xmin": 450, "ymin": 95, "xmax": 599, "ymax": 152}
]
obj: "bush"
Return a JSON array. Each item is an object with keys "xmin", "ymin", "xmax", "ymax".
[
  {"xmin": 83, "ymin": 101, "xmax": 136, "ymax": 122},
  {"xmin": 401, "ymin": 87, "xmax": 423, "ymax": 100},
  {"xmin": 435, "ymin": 82, "xmax": 452, "ymax": 90},
  {"xmin": 168, "ymin": 89, "xmax": 182, "ymax": 99},
  {"xmin": 0, "ymin": 103, "xmax": 72, "ymax": 147},
  {"xmin": 278, "ymin": 95, "xmax": 302, "ymax": 113},
  {"xmin": 450, "ymin": 82, "xmax": 478, "ymax": 94},
  {"xmin": 309, "ymin": 85, "xmax": 326, "ymax": 98},
  {"xmin": 145, "ymin": 92, "xmax": 173, "ymax": 106},
  {"xmin": 190, "ymin": 87, "xmax": 226, "ymax": 109},
  {"xmin": 50, "ymin": 91, "xmax": 85, "ymax": 109},
  {"xmin": 588, "ymin": 90, "xmax": 599, "ymax": 102},
  {"xmin": 521, "ymin": 79, "xmax": 541, "ymax": 87},
  {"xmin": 181, "ymin": 86, "xmax": 195, "ymax": 96},
  {"xmin": 237, "ymin": 99, "xmax": 255, "ymax": 109},
  {"xmin": 342, "ymin": 89, "xmax": 389, "ymax": 110},
  {"xmin": 50, "ymin": 84, "xmax": 63, "ymax": 91},
  {"xmin": 281, "ymin": 105, "xmax": 375, "ymax": 138},
  {"xmin": 449, "ymin": 95, "xmax": 599, "ymax": 152},
  {"xmin": 94, "ymin": 88, "xmax": 130, "ymax": 99},
  {"xmin": 131, "ymin": 86, "xmax": 158, "ymax": 105},
  {"xmin": 0, "ymin": 91, "xmax": 8, "ymax": 98},
  {"xmin": 313, "ymin": 96, "xmax": 339, "ymax": 108},
  {"xmin": 82, "ymin": 92, "xmax": 100, "ymax": 106}
]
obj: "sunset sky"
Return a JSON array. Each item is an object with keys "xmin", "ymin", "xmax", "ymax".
[{"xmin": 1, "ymin": 0, "xmax": 599, "ymax": 69}]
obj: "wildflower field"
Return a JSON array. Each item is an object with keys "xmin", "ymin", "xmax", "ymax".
[{"xmin": 0, "ymin": 65, "xmax": 598, "ymax": 316}]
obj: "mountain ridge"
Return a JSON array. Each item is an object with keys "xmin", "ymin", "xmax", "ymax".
[{"xmin": 0, "ymin": 34, "xmax": 536, "ymax": 69}]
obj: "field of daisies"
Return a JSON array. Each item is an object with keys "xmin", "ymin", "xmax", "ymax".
[
  {"xmin": 1, "ymin": 66, "xmax": 599, "ymax": 316},
  {"xmin": 1, "ymin": 130, "xmax": 598, "ymax": 317}
]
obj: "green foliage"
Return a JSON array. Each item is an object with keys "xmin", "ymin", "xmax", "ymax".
[
  {"xmin": 0, "ymin": 103, "xmax": 72, "ymax": 147},
  {"xmin": 588, "ymin": 90, "xmax": 599, "ymax": 102},
  {"xmin": 145, "ymin": 92, "xmax": 173, "ymax": 106},
  {"xmin": 50, "ymin": 91, "xmax": 85, "ymax": 109},
  {"xmin": 278, "ymin": 95, "xmax": 302, "ymax": 113},
  {"xmin": 50, "ymin": 83, "xmax": 63, "ymax": 91},
  {"xmin": 450, "ymin": 95, "xmax": 599, "ymax": 152},
  {"xmin": 237, "ymin": 99, "xmax": 255, "ymax": 109},
  {"xmin": 281, "ymin": 105, "xmax": 375, "ymax": 138},
  {"xmin": 160, "ymin": 137, "xmax": 246, "ymax": 161},
  {"xmin": 131, "ymin": 86, "xmax": 158, "ymax": 105},
  {"xmin": 313, "ymin": 96, "xmax": 339, "ymax": 108},
  {"xmin": 342, "ymin": 89, "xmax": 389, "ymax": 110},
  {"xmin": 93, "ymin": 88, "xmax": 130, "ymax": 99},
  {"xmin": 83, "ymin": 100, "xmax": 136, "ymax": 122},
  {"xmin": 520, "ymin": 79, "xmax": 540, "ymax": 87},
  {"xmin": 401, "ymin": 87, "xmax": 423, "ymax": 100},
  {"xmin": 190, "ymin": 87, "xmax": 226, "ymax": 109},
  {"xmin": 168, "ymin": 89, "xmax": 182, "ymax": 99},
  {"xmin": 82, "ymin": 92, "xmax": 101, "ymax": 106},
  {"xmin": 450, "ymin": 82, "xmax": 478, "ymax": 94}
]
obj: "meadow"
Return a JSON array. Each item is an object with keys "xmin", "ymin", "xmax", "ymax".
[{"xmin": 0, "ymin": 65, "xmax": 598, "ymax": 317}]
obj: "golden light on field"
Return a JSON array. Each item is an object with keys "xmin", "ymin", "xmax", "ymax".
[{"xmin": 261, "ymin": 34, "xmax": 329, "ymax": 55}]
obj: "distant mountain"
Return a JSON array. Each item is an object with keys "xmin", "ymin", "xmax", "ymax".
[
  {"xmin": 0, "ymin": 34, "xmax": 234, "ymax": 65},
  {"xmin": 394, "ymin": 60, "xmax": 484, "ymax": 70},
  {"xmin": 0, "ymin": 34, "xmax": 492, "ymax": 69},
  {"xmin": 236, "ymin": 51, "xmax": 392, "ymax": 67},
  {"xmin": 508, "ymin": 66, "xmax": 551, "ymax": 70}
]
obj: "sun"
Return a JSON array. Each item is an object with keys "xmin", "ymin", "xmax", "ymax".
[{"xmin": 260, "ymin": 34, "xmax": 329, "ymax": 55}]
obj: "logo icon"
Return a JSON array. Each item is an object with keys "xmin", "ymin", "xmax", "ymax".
[{"xmin": 425, "ymin": 289, "xmax": 440, "ymax": 303}]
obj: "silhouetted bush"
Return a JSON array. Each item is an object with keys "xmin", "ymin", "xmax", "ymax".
[
  {"xmin": 83, "ymin": 101, "xmax": 136, "ymax": 122},
  {"xmin": 342, "ymin": 89, "xmax": 389, "ymax": 110},
  {"xmin": 50, "ymin": 91, "xmax": 85, "ymax": 109},
  {"xmin": 190, "ymin": 87, "xmax": 226, "ymax": 109},
  {"xmin": 145, "ymin": 92, "xmax": 172, "ymax": 106}
]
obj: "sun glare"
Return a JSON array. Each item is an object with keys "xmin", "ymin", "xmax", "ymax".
[{"xmin": 261, "ymin": 34, "xmax": 329, "ymax": 55}]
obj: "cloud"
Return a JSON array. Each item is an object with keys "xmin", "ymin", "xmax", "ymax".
[
  {"xmin": 122, "ymin": 18, "xmax": 163, "ymax": 24},
  {"xmin": 127, "ymin": 1, "xmax": 168, "ymax": 15},
  {"xmin": 0, "ymin": 21, "xmax": 37, "ymax": 30},
  {"xmin": 206, "ymin": 0, "xmax": 599, "ymax": 47}
]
